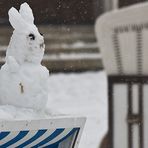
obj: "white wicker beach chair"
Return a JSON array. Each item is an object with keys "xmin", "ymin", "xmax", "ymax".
[
  {"xmin": 0, "ymin": 117, "xmax": 85, "ymax": 148},
  {"xmin": 95, "ymin": 2, "xmax": 148, "ymax": 148}
]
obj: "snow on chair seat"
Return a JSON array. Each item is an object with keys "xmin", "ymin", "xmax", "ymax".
[
  {"xmin": 0, "ymin": 117, "xmax": 85, "ymax": 148},
  {"xmin": 95, "ymin": 2, "xmax": 148, "ymax": 148}
]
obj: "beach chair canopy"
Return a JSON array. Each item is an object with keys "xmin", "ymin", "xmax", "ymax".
[{"xmin": 95, "ymin": 2, "xmax": 148, "ymax": 75}]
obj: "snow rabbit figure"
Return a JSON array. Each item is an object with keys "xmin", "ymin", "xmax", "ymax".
[{"xmin": 0, "ymin": 3, "xmax": 49, "ymax": 110}]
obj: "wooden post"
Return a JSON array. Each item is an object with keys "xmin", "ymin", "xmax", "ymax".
[{"xmin": 108, "ymin": 75, "xmax": 148, "ymax": 148}]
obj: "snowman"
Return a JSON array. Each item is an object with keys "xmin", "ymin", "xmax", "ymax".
[{"xmin": 0, "ymin": 3, "xmax": 49, "ymax": 111}]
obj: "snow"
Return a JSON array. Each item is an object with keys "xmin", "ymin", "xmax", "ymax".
[
  {"xmin": 47, "ymin": 71, "xmax": 108, "ymax": 148},
  {"xmin": 60, "ymin": 41, "xmax": 98, "ymax": 49},
  {"xmin": 44, "ymin": 53, "xmax": 101, "ymax": 61},
  {"xmin": 0, "ymin": 3, "xmax": 107, "ymax": 148},
  {"xmin": 0, "ymin": 3, "xmax": 49, "ymax": 110},
  {"xmin": 0, "ymin": 105, "xmax": 49, "ymax": 120},
  {"xmin": 7, "ymin": 4, "xmax": 45, "ymax": 65},
  {"xmin": 0, "ymin": 63, "xmax": 49, "ymax": 110},
  {"xmin": 0, "ymin": 71, "xmax": 108, "ymax": 148}
]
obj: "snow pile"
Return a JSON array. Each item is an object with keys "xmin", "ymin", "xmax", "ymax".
[
  {"xmin": 0, "ymin": 105, "xmax": 48, "ymax": 120},
  {"xmin": 0, "ymin": 3, "xmax": 49, "ymax": 110}
]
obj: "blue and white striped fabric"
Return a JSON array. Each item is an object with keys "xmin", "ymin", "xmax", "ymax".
[{"xmin": 0, "ymin": 128, "xmax": 79, "ymax": 148}]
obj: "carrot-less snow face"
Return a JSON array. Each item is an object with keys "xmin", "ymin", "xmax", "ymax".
[{"xmin": 6, "ymin": 3, "xmax": 45, "ymax": 65}]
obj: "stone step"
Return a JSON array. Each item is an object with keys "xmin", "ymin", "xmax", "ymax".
[
  {"xmin": 0, "ymin": 25, "xmax": 95, "ymax": 36},
  {"xmin": 0, "ymin": 42, "xmax": 99, "ymax": 55},
  {"xmin": 43, "ymin": 58, "xmax": 103, "ymax": 73},
  {"xmin": 0, "ymin": 58, "xmax": 103, "ymax": 73},
  {"xmin": 45, "ymin": 38, "xmax": 96, "ymax": 45},
  {"xmin": 45, "ymin": 47, "xmax": 99, "ymax": 54},
  {"xmin": 0, "ymin": 25, "xmax": 96, "ymax": 45},
  {"xmin": 0, "ymin": 49, "xmax": 102, "ymax": 73},
  {"xmin": 39, "ymin": 25, "xmax": 95, "ymax": 34},
  {"xmin": 0, "ymin": 35, "xmax": 96, "ymax": 46}
]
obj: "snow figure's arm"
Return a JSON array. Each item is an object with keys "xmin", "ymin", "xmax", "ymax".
[{"xmin": 6, "ymin": 56, "xmax": 19, "ymax": 73}]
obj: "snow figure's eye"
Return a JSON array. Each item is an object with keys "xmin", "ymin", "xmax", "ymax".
[
  {"xmin": 28, "ymin": 33, "xmax": 35, "ymax": 40},
  {"xmin": 40, "ymin": 33, "xmax": 43, "ymax": 36}
]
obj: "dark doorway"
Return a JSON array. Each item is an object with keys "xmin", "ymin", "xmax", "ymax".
[
  {"xmin": 0, "ymin": 0, "xmax": 103, "ymax": 25},
  {"xmin": 119, "ymin": 0, "xmax": 146, "ymax": 7}
]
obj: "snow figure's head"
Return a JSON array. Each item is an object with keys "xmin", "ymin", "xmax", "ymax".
[{"xmin": 6, "ymin": 3, "xmax": 45, "ymax": 65}]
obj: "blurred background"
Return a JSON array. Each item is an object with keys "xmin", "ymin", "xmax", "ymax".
[
  {"xmin": 0, "ymin": 1, "xmax": 147, "ymax": 147},
  {"xmin": 0, "ymin": 0, "xmax": 146, "ymax": 73}
]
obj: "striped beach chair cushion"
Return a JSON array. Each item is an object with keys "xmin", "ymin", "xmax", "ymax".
[
  {"xmin": 0, "ymin": 128, "xmax": 79, "ymax": 148},
  {"xmin": 0, "ymin": 117, "xmax": 85, "ymax": 148}
]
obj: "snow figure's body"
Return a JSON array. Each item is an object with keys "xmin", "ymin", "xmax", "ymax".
[{"xmin": 0, "ymin": 3, "xmax": 49, "ymax": 110}]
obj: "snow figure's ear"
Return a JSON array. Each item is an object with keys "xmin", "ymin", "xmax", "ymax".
[
  {"xmin": 8, "ymin": 7, "xmax": 26, "ymax": 30},
  {"xmin": 19, "ymin": 2, "xmax": 34, "ymax": 24}
]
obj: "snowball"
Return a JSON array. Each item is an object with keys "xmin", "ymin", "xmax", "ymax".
[{"xmin": 0, "ymin": 63, "xmax": 49, "ymax": 110}]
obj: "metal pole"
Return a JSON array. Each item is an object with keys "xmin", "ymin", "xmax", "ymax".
[
  {"xmin": 103, "ymin": 0, "xmax": 119, "ymax": 12},
  {"xmin": 112, "ymin": 0, "xmax": 119, "ymax": 9},
  {"xmin": 103, "ymin": 0, "xmax": 112, "ymax": 11}
]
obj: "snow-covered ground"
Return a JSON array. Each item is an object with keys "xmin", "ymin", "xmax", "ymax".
[
  {"xmin": 47, "ymin": 71, "xmax": 108, "ymax": 148},
  {"xmin": 0, "ymin": 71, "xmax": 108, "ymax": 148}
]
